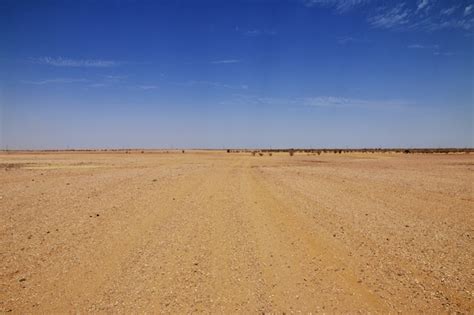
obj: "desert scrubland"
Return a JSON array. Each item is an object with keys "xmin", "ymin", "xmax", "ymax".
[{"xmin": 1, "ymin": 150, "xmax": 472, "ymax": 313}]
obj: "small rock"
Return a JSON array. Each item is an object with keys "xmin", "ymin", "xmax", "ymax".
[{"xmin": 19, "ymin": 278, "xmax": 26, "ymax": 282}]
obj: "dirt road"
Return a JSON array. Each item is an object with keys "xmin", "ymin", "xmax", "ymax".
[{"xmin": 1, "ymin": 151, "xmax": 473, "ymax": 313}]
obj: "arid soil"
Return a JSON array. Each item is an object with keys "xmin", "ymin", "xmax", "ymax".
[{"xmin": 1, "ymin": 151, "xmax": 473, "ymax": 313}]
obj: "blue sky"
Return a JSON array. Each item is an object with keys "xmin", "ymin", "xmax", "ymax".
[{"xmin": 1, "ymin": 0, "xmax": 473, "ymax": 149}]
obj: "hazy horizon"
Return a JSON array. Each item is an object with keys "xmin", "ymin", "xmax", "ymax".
[{"xmin": 1, "ymin": 0, "xmax": 473, "ymax": 149}]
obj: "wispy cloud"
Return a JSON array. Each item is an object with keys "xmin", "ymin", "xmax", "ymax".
[
  {"xmin": 305, "ymin": 1, "xmax": 473, "ymax": 32},
  {"xmin": 368, "ymin": 4, "xmax": 411, "ymax": 29},
  {"xmin": 244, "ymin": 29, "xmax": 277, "ymax": 37},
  {"xmin": 104, "ymin": 75, "xmax": 127, "ymax": 80},
  {"xmin": 416, "ymin": 0, "xmax": 431, "ymax": 12},
  {"xmin": 30, "ymin": 56, "xmax": 119, "ymax": 67},
  {"xmin": 337, "ymin": 36, "xmax": 371, "ymax": 45},
  {"xmin": 302, "ymin": 96, "xmax": 412, "ymax": 110},
  {"xmin": 368, "ymin": 2, "xmax": 474, "ymax": 32},
  {"xmin": 135, "ymin": 85, "xmax": 158, "ymax": 90},
  {"xmin": 408, "ymin": 43, "xmax": 439, "ymax": 49},
  {"xmin": 21, "ymin": 78, "xmax": 88, "ymax": 85},
  {"xmin": 433, "ymin": 51, "xmax": 456, "ymax": 56},
  {"xmin": 464, "ymin": 4, "xmax": 473, "ymax": 16},
  {"xmin": 89, "ymin": 83, "xmax": 108, "ymax": 88},
  {"xmin": 441, "ymin": 6, "xmax": 458, "ymax": 16},
  {"xmin": 185, "ymin": 80, "xmax": 248, "ymax": 90},
  {"xmin": 210, "ymin": 59, "xmax": 241, "ymax": 64},
  {"xmin": 302, "ymin": 0, "xmax": 372, "ymax": 12},
  {"xmin": 221, "ymin": 94, "xmax": 412, "ymax": 111}
]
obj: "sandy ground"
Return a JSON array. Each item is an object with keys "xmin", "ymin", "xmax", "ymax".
[{"xmin": 1, "ymin": 151, "xmax": 473, "ymax": 313}]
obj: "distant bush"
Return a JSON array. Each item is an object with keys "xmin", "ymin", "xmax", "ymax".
[{"xmin": 289, "ymin": 149, "xmax": 294, "ymax": 156}]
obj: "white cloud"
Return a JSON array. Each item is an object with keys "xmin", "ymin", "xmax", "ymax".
[
  {"xmin": 244, "ymin": 29, "xmax": 276, "ymax": 37},
  {"xmin": 303, "ymin": 0, "xmax": 371, "ymax": 12},
  {"xmin": 417, "ymin": 0, "xmax": 430, "ymax": 12},
  {"xmin": 369, "ymin": 4, "xmax": 411, "ymax": 29},
  {"xmin": 104, "ymin": 75, "xmax": 127, "ymax": 80},
  {"xmin": 441, "ymin": 6, "xmax": 457, "ymax": 16},
  {"xmin": 31, "ymin": 56, "xmax": 118, "ymax": 67},
  {"xmin": 408, "ymin": 44, "xmax": 425, "ymax": 48},
  {"xmin": 185, "ymin": 80, "xmax": 247, "ymax": 90},
  {"xmin": 136, "ymin": 85, "xmax": 158, "ymax": 90},
  {"xmin": 464, "ymin": 5, "xmax": 473, "ymax": 16},
  {"xmin": 221, "ymin": 94, "xmax": 411, "ymax": 110},
  {"xmin": 305, "ymin": 0, "xmax": 473, "ymax": 32},
  {"xmin": 89, "ymin": 83, "xmax": 108, "ymax": 88},
  {"xmin": 366, "ymin": 2, "xmax": 473, "ymax": 32},
  {"xmin": 302, "ymin": 96, "xmax": 412, "ymax": 110},
  {"xmin": 337, "ymin": 36, "xmax": 371, "ymax": 44},
  {"xmin": 433, "ymin": 51, "xmax": 456, "ymax": 56},
  {"xmin": 408, "ymin": 43, "xmax": 439, "ymax": 49},
  {"xmin": 21, "ymin": 78, "xmax": 88, "ymax": 85},
  {"xmin": 210, "ymin": 59, "xmax": 240, "ymax": 64}
]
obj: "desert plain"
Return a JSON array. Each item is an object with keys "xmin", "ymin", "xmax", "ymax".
[{"xmin": 0, "ymin": 150, "xmax": 473, "ymax": 313}]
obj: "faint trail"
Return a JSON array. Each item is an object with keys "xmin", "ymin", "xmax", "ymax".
[
  {"xmin": 235, "ymin": 162, "xmax": 388, "ymax": 313},
  {"xmin": 86, "ymin": 159, "xmax": 269, "ymax": 313}
]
